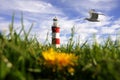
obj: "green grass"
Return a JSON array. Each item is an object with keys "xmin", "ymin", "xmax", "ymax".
[{"xmin": 0, "ymin": 15, "xmax": 120, "ymax": 80}]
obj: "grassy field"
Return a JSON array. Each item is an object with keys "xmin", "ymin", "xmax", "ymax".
[{"xmin": 1, "ymin": 15, "xmax": 120, "ymax": 80}]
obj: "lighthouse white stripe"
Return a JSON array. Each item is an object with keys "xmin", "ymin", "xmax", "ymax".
[{"xmin": 52, "ymin": 33, "xmax": 60, "ymax": 38}]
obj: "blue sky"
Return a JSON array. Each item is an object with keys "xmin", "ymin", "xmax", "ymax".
[{"xmin": 0, "ymin": 0, "xmax": 120, "ymax": 44}]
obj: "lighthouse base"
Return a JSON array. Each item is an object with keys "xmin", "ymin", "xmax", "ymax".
[{"xmin": 52, "ymin": 44, "xmax": 60, "ymax": 48}]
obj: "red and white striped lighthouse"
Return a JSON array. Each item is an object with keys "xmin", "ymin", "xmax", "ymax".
[{"xmin": 51, "ymin": 17, "xmax": 60, "ymax": 48}]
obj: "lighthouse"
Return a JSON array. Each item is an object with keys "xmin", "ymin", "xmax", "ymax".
[{"xmin": 51, "ymin": 17, "xmax": 60, "ymax": 48}]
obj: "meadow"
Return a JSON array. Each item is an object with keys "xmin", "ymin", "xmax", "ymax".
[{"xmin": 0, "ymin": 15, "xmax": 120, "ymax": 80}]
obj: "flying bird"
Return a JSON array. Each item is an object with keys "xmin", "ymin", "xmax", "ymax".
[{"xmin": 85, "ymin": 9, "xmax": 103, "ymax": 22}]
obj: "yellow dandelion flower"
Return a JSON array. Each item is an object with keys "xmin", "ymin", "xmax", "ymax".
[
  {"xmin": 42, "ymin": 51, "xmax": 56, "ymax": 65},
  {"xmin": 42, "ymin": 48, "xmax": 78, "ymax": 70},
  {"xmin": 57, "ymin": 53, "xmax": 71, "ymax": 67}
]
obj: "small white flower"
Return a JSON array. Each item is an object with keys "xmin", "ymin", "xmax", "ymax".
[{"xmin": 7, "ymin": 62, "xmax": 12, "ymax": 68}]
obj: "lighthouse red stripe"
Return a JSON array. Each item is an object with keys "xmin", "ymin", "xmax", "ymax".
[
  {"xmin": 52, "ymin": 27, "xmax": 60, "ymax": 33},
  {"xmin": 52, "ymin": 38, "xmax": 60, "ymax": 44}
]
